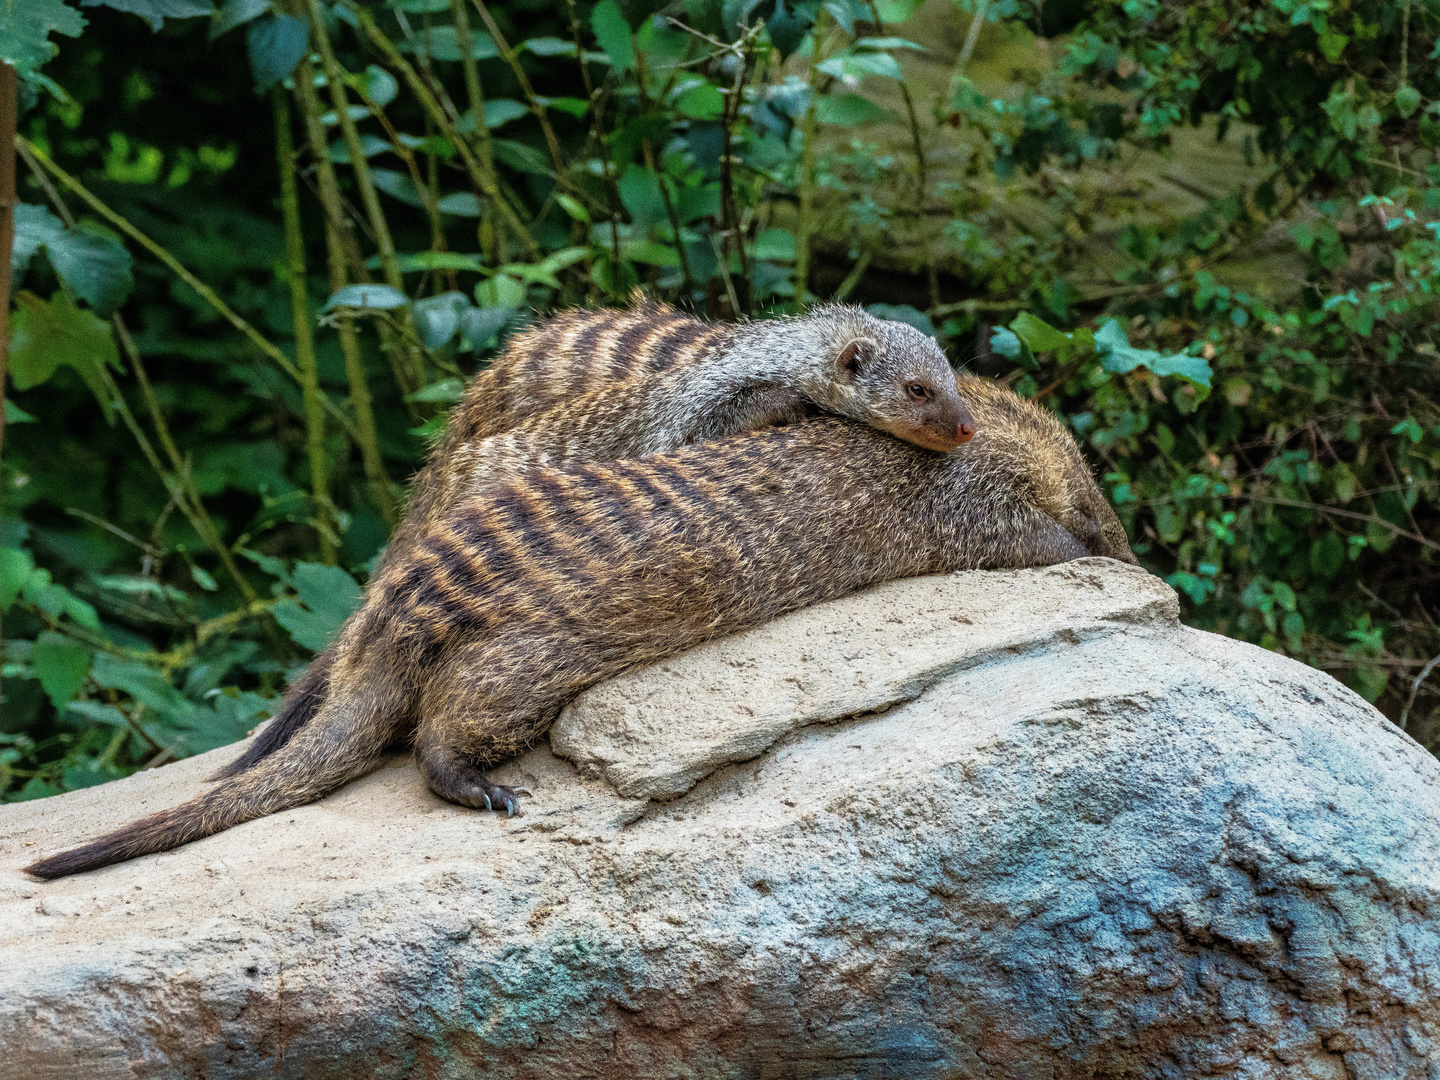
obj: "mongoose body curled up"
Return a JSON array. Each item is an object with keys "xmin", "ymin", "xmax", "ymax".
[
  {"xmin": 216, "ymin": 302, "xmax": 975, "ymax": 780},
  {"xmin": 26, "ymin": 386, "xmax": 1133, "ymax": 880}
]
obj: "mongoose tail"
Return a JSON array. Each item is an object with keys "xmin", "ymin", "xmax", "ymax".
[
  {"xmin": 24, "ymin": 675, "xmax": 405, "ymax": 880},
  {"xmin": 207, "ymin": 652, "xmax": 333, "ymax": 780}
]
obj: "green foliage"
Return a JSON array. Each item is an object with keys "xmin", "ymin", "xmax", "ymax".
[{"xmin": 4, "ymin": 0, "xmax": 1438, "ymax": 803}]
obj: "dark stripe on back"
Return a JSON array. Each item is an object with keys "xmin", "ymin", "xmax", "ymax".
[
  {"xmin": 644, "ymin": 320, "xmax": 715, "ymax": 375},
  {"xmin": 610, "ymin": 317, "xmax": 674, "ymax": 382}
]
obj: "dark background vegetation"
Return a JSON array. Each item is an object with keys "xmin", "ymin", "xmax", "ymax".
[{"xmin": 1, "ymin": 0, "xmax": 1436, "ymax": 799}]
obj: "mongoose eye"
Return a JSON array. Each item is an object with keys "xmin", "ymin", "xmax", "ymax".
[{"xmin": 906, "ymin": 383, "xmax": 931, "ymax": 401}]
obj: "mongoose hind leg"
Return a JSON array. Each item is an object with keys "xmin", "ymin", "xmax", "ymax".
[
  {"xmin": 412, "ymin": 651, "xmax": 563, "ymax": 815},
  {"xmin": 414, "ymin": 724, "xmax": 530, "ymax": 815}
]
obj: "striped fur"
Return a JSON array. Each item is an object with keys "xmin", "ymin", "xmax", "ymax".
[
  {"xmin": 213, "ymin": 301, "xmax": 975, "ymax": 780},
  {"xmin": 26, "ymin": 387, "xmax": 1133, "ymax": 879}
]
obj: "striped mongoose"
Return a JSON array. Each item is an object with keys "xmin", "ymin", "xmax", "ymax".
[
  {"xmin": 213, "ymin": 301, "xmax": 976, "ymax": 780},
  {"xmin": 26, "ymin": 383, "xmax": 1133, "ymax": 879}
]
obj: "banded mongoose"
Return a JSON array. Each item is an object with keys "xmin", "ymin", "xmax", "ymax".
[
  {"xmin": 26, "ymin": 386, "xmax": 1134, "ymax": 879},
  {"xmin": 214, "ymin": 301, "xmax": 976, "ymax": 781}
]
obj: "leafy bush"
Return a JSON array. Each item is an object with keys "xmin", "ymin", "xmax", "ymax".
[{"xmin": 0, "ymin": 0, "xmax": 1435, "ymax": 799}]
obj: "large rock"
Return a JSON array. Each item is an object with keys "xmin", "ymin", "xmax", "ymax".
[{"xmin": 2, "ymin": 559, "xmax": 1438, "ymax": 1078}]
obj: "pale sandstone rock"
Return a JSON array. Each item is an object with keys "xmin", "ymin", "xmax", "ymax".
[{"xmin": 1, "ymin": 558, "xmax": 1437, "ymax": 1079}]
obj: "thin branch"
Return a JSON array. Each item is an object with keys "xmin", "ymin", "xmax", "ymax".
[
  {"xmin": 18, "ymin": 137, "xmax": 361, "ymax": 444},
  {"xmin": 351, "ymin": 3, "xmax": 539, "ymax": 254},
  {"xmin": 1400, "ymin": 652, "xmax": 1440, "ymax": 732},
  {"xmin": 274, "ymin": 88, "xmax": 337, "ymax": 564}
]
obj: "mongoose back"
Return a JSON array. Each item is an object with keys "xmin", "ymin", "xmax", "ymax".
[
  {"xmin": 216, "ymin": 301, "xmax": 977, "ymax": 779},
  {"xmin": 27, "ymin": 390, "xmax": 1134, "ymax": 879}
]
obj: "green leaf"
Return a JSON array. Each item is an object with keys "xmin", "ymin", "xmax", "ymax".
[
  {"xmin": 490, "ymin": 138, "xmax": 552, "ymax": 176},
  {"xmin": 484, "ymin": 98, "xmax": 528, "ymax": 129},
  {"xmin": 1009, "ymin": 312, "xmax": 1071, "ymax": 353},
  {"xmin": 815, "ymin": 93, "xmax": 893, "ymax": 126},
  {"xmin": 866, "ymin": 302, "xmax": 933, "ymax": 336},
  {"xmin": 1396, "ymin": 84, "xmax": 1422, "ymax": 119},
  {"xmin": 753, "ymin": 228, "xmax": 796, "ymax": 261},
  {"xmin": 475, "ymin": 273, "xmax": 527, "ymax": 308},
  {"xmin": 855, "ymin": 36, "xmax": 924, "ymax": 50},
  {"xmin": 91, "ymin": 654, "xmax": 195, "ymax": 720},
  {"xmin": 400, "ymin": 24, "xmax": 497, "ymax": 60},
  {"xmin": 412, "ymin": 292, "xmax": 470, "ymax": 347},
  {"xmin": 13, "ymin": 204, "xmax": 135, "ymax": 315},
  {"xmin": 32, "ymin": 632, "xmax": 92, "ymax": 710},
  {"xmin": 273, "ymin": 562, "xmax": 363, "ymax": 651},
  {"xmin": 209, "ymin": 0, "xmax": 267, "ymax": 40},
  {"xmin": 436, "ymin": 191, "xmax": 483, "ymax": 216},
  {"xmin": 989, "ymin": 326, "xmax": 1022, "ymax": 360},
  {"xmin": 370, "ymin": 166, "xmax": 426, "ymax": 207},
  {"xmin": 360, "ymin": 63, "xmax": 399, "ymax": 107},
  {"xmin": 0, "ymin": 0, "xmax": 86, "ymax": 81},
  {"xmin": 677, "ymin": 82, "xmax": 724, "ymax": 121},
  {"xmin": 460, "ymin": 305, "xmax": 513, "ymax": 351},
  {"xmin": 1316, "ymin": 29, "xmax": 1348, "ymax": 62},
  {"xmin": 407, "ymin": 378, "xmax": 466, "ymax": 404},
  {"xmin": 247, "ymin": 12, "xmax": 308, "ymax": 93},
  {"xmin": 5, "ymin": 400, "xmax": 37, "ymax": 424},
  {"xmin": 8, "ymin": 291, "xmax": 122, "ymax": 420},
  {"xmin": 621, "ymin": 239, "xmax": 681, "ymax": 266},
  {"xmin": 523, "ymin": 36, "xmax": 577, "ymax": 57},
  {"xmin": 89, "ymin": 0, "xmax": 214, "ymax": 32},
  {"xmin": 323, "ymin": 284, "xmax": 409, "ymax": 310},
  {"xmin": 618, "ymin": 164, "xmax": 667, "ymax": 230},
  {"xmin": 0, "ymin": 548, "xmax": 35, "ymax": 611},
  {"xmin": 818, "ymin": 50, "xmax": 902, "ymax": 81},
  {"xmin": 555, "ymin": 193, "xmax": 591, "ymax": 224},
  {"xmin": 1093, "ymin": 320, "xmax": 1212, "ymax": 387},
  {"xmin": 392, "ymin": 251, "xmax": 486, "ymax": 273},
  {"xmin": 590, "ymin": 0, "xmax": 635, "ymax": 70}
]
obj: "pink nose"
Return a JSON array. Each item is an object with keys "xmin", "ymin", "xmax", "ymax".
[{"xmin": 956, "ymin": 421, "xmax": 976, "ymax": 445}]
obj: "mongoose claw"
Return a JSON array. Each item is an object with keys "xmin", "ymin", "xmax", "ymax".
[{"xmin": 470, "ymin": 782, "xmax": 527, "ymax": 816}]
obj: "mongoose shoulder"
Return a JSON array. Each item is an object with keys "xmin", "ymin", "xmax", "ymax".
[
  {"xmin": 215, "ymin": 302, "xmax": 977, "ymax": 779},
  {"xmin": 26, "ymin": 386, "xmax": 1133, "ymax": 879}
]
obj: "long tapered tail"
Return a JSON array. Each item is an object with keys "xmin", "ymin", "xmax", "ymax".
[
  {"xmin": 208, "ymin": 650, "xmax": 334, "ymax": 780},
  {"xmin": 24, "ymin": 681, "xmax": 406, "ymax": 880}
]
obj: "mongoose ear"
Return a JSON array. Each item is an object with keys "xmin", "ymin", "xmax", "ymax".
[{"xmin": 836, "ymin": 338, "xmax": 874, "ymax": 380}]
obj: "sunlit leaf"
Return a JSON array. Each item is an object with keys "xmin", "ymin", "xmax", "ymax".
[{"xmin": 8, "ymin": 291, "xmax": 122, "ymax": 420}]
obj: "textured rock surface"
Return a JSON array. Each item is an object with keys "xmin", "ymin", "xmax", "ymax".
[{"xmin": 3, "ymin": 558, "xmax": 1439, "ymax": 1079}]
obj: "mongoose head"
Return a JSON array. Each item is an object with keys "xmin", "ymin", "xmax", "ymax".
[
  {"xmin": 957, "ymin": 373, "xmax": 1137, "ymax": 563},
  {"xmin": 798, "ymin": 306, "xmax": 977, "ymax": 453}
]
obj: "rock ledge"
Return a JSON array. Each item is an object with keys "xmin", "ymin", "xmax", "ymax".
[{"xmin": 2, "ymin": 559, "xmax": 1438, "ymax": 1079}]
